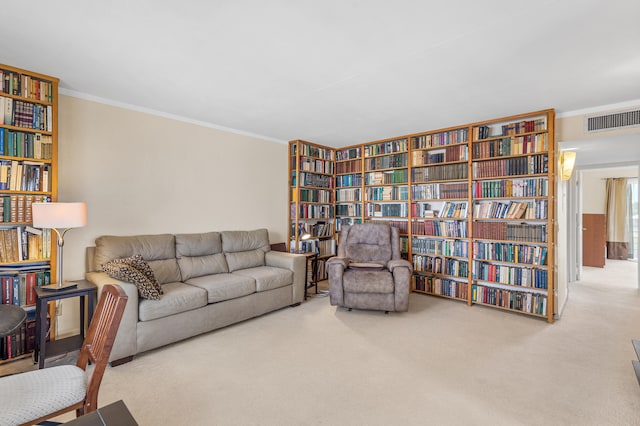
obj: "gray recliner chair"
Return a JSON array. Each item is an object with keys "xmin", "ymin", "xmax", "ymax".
[{"xmin": 327, "ymin": 223, "xmax": 412, "ymax": 312}]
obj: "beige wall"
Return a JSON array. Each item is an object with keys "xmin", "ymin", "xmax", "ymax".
[
  {"xmin": 55, "ymin": 96, "xmax": 288, "ymax": 334},
  {"xmin": 580, "ymin": 168, "xmax": 638, "ymax": 214}
]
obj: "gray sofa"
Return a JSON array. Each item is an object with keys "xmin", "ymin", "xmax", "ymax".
[{"xmin": 85, "ymin": 229, "xmax": 305, "ymax": 365}]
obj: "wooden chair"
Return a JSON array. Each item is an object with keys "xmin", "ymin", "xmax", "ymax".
[{"xmin": 0, "ymin": 284, "xmax": 128, "ymax": 426}]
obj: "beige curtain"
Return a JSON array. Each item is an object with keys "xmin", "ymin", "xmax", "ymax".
[{"xmin": 605, "ymin": 178, "xmax": 629, "ymax": 259}]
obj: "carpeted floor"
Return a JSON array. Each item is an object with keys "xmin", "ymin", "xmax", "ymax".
[{"xmin": 14, "ymin": 260, "xmax": 640, "ymax": 425}]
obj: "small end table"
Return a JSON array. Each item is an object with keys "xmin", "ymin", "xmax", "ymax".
[
  {"xmin": 293, "ymin": 251, "xmax": 319, "ymax": 300},
  {"xmin": 34, "ymin": 280, "xmax": 97, "ymax": 369}
]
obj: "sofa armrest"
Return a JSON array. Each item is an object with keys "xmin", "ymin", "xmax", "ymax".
[
  {"xmin": 85, "ymin": 271, "xmax": 139, "ymax": 362},
  {"xmin": 265, "ymin": 251, "xmax": 306, "ymax": 303}
]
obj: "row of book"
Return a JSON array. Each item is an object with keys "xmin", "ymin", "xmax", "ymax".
[
  {"xmin": 472, "ymin": 200, "xmax": 548, "ymax": 220},
  {"xmin": 472, "ymin": 155, "xmax": 548, "ymax": 179},
  {"xmin": 411, "ymin": 237, "xmax": 469, "ymax": 257},
  {"xmin": 412, "ymin": 163, "xmax": 468, "ymax": 182},
  {"xmin": 472, "ymin": 134, "xmax": 547, "ymax": 159},
  {"xmin": 336, "ymin": 188, "xmax": 360, "ymax": 202},
  {"xmin": 335, "ymin": 217, "xmax": 362, "ymax": 231},
  {"xmin": 289, "ymin": 238, "xmax": 336, "ymax": 257},
  {"xmin": 411, "ymin": 220, "xmax": 467, "ymax": 238},
  {"xmin": 472, "ymin": 284, "xmax": 547, "ymax": 315},
  {"xmin": 365, "ymin": 170, "xmax": 408, "ymax": 185},
  {"xmin": 0, "ymin": 129, "xmax": 53, "ymax": 160},
  {"xmin": 411, "ymin": 144, "xmax": 468, "ymax": 166},
  {"xmin": 473, "ymin": 118, "xmax": 547, "ymax": 141},
  {"xmin": 295, "ymin": 188, "xmax": 333, "ymax": 203},
  {"xmin": 2, "ymin": 98, "xmax": 52, "ymax": 131},
  {"xmin": 292, "ymin": 143, "xmax": 334, "ymax": 160},
  {"xmin": 365, "ymin": 202, "xmax": 408, "ymax": 218},
  {"xmin": 335, "ymin": 159, "xmax": 362, "ymax": 174},
  {"xmin": 0, "ymin": 69, "xmax": 54, "ymax": 102},
  {"xmin": 0, "ymin": 160, "xmax": 51, "ymax": 191},
  {"xmin": 0, "ymin": 227, "xmax": 51, "ymax": 262},
  {"xmin": 293, "ymin": 172, "xmax": 333, "ymax": 189},
  {"xmin": 336, "ymin": 147, "xmax": 361, "ymax": 161},
  {"xmin": 293, "ymin": 203, "xmax": 334, "ymax": 219},
  {"xmin": 335, "ymin": 173, "xmax": 362, "ymax": 188},
  {"xmin": 411, "ymin": 128, "xmax": 469, "ymax": 149},
  {"xmin": 413, "ymin": 275, "xmax": 468, "ymax": 300},
  {"xmin": 437, "ymin": 201, "xmax": 468, "ymax": 218},
  {"xmin": 292, "ymin": 221, "xmax": 334, "ymax": 239},
  {"xmin": 412, "ymin": 255, "xmax": 469, "ymax": 278},
  {"xmin": 472, "ymin": 241, "xmax": 547, "ymax": 265},
  {"xmin": 365, "ymin": 152, "xmax": 408, "ymax": 170},
  {"xmin": 0, "ymin": 195, "xmax": 51, "ymax": 223},
  {"xmin": 412, "ymin": 182, "xmax": 468, "ymax": 200},
  {"xmin": 298, "ymin": 157, "xmax": 334, "ymax": 175},
  {"xmin": 472, "ymin": 261, "xmax": 548, "ymax": 289},
  {"xmin": 472, "ymin": 178, "xmax": 548, "ymax": 198},
  {"xmin": 473, "ymin": 222, "xmax": 547, "ymax": 243},
  {"xmin": 364, "ymin": 138, "xmax": 408, "ymax": 157},
  {"xmin": 2, "ymin": 269, "xmax": 51, "ymax": 306},
  {"xmin": 336, "ymin": 203, "xmax": 361, "ymax": 217},
  {"xmin": 365, "ymin": 186, "xmax": 408, "ymax": 201},
  {"xmin": 364, "ymin": 219, "xmax": 409, "ymax": 235}
]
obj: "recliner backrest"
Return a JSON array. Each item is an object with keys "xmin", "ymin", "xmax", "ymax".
[{"xmin": 341, "ymin": 224, "xmax": 399, "ymax": 263}]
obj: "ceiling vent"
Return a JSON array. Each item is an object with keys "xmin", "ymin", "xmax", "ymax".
[{"xmin": 585, "ymin": 108, "xmax": 640, "ymax": 133}]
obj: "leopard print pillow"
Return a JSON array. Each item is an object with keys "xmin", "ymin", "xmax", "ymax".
[{"xmin": 102, "ymin": 254, "xmax": 163, "ymax": 300}]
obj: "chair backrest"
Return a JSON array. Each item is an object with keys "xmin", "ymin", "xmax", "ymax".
[
  {"xmin": 338, "ymin": 224, "xmax": 401, "ymax": 262},
  {"xmin": 76, "ymin": 284, "xmax": 128, "ymax": 412}
]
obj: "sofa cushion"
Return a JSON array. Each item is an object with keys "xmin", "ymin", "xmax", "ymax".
[
  {"xmin": 343, "ymin": 269, "xmax": 394, "ymax": 293},
  {"xmin": 138, "ymin": 282, "xmax": 208, "ymax": 322},
  {"xmin": 94, "ymin": 234, "xmax": 182, "ymax": 284},
  {"xmin": 232, "ymin": 266, "xmax": 292, "ymax": 292},
  {"xmin": 221, "ymin": 229, "xmax": 270, "ymax": 272},
  {"xmin": 175, "ymin": 232, "xmax": 228, "ymax": 280},
  {"xmin": 185, "ymin": 273, "xmax": 255, "ymax": 303},
  {"xmin": 102, "ymin": 254, "xmax": 163, "ymax": 300}
]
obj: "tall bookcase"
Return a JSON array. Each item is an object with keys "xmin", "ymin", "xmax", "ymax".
[
  {"xmin": 0, "ymin": 64, "xmax": 58, "ymax": 363},
  {"xmin": 288, "ymin": 140, "xmax": 336, "ymax": 279},
  {"xmin": 288, "ymin": 109, "xmax": 555, "ymax": 322},
  {"xmin": 410, "ymin": 126, "xmax": 471, "ymax": 303}
]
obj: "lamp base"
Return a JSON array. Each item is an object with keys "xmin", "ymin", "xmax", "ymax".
[{"xmin": 40, "ymin": 281, "xmax": 79, "ymax": 292}]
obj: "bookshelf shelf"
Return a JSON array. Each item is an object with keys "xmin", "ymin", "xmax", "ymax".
[
  {"xmin": 288, "ymin": 109, "xmax": 554, "ymax": 321},
  {"xmin": 0, "ymin": 64, "xmax": 58, "ymax": 363}
]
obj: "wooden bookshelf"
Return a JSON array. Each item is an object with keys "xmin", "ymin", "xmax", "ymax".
[
  {"xmin": 409, "ymin": 125, "xmax": 471, "ymax": 303},
  {"xmin": 288, "ymin": 108, "xmax": 555, "ymax": 322},
  {"xmin": 0, "ymin": 64, "xmax": 59, "ymax": 362},
  {"xmin": 470, "ymin": 110, "xmax": 555, "ymax": 322},
  {"xmin": 288, "ymin": 140, "xmax": 336, "ymax": 279}
]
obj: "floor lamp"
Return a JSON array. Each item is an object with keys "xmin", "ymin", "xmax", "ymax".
[{"xmin": 32, "ymin": 202, "xmax": 87, "ymax": 291}]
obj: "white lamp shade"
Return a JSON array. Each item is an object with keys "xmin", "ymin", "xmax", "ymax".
[{"xmin": 32, "ymin": 202, "xmax": 87, "ymax": 229}]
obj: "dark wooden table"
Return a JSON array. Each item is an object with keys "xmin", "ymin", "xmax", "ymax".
[
  {"xmin": 62, "ymin": 399, "xmax": 138, "ymax": 425},
  {"xmin": 34, "ymin": 280, "xmax": 97, "ymax": 369}
]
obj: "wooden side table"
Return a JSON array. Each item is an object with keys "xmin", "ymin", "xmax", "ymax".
[
  {"xmin": 293, "ymin": 251, "xmax": 319, "ymax": 300},
  {"xmin": 34, "ymin": 280, "xmax": 97, "ymax": 369}
]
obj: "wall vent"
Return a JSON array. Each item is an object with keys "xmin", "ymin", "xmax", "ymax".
[{"xmin": 585, "ymin": 108, "xmax": 640, "ymax": 133}]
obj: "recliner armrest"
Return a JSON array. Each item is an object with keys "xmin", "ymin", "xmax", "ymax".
[
  {"xmin": 387, "ymin": 259, "xmax": 413, "ymax": 273},
  {"xmin": 326, "ymin": 257, "xmax": 349, "ymax": 268}
]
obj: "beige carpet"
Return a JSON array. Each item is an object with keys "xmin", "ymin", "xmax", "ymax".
[{"xmin": 42, "ymin": 260, "xmax": 640, "ymax": 425}]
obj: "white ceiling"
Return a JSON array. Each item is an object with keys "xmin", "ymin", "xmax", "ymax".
[{"xmin": 1, "ymin": 0, "xmax": 639, "ymax": 147}]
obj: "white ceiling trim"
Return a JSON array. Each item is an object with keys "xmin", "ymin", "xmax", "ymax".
[{"xmin": 59, "ymin": 88, "xmax": 288, "ymax": 145}]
